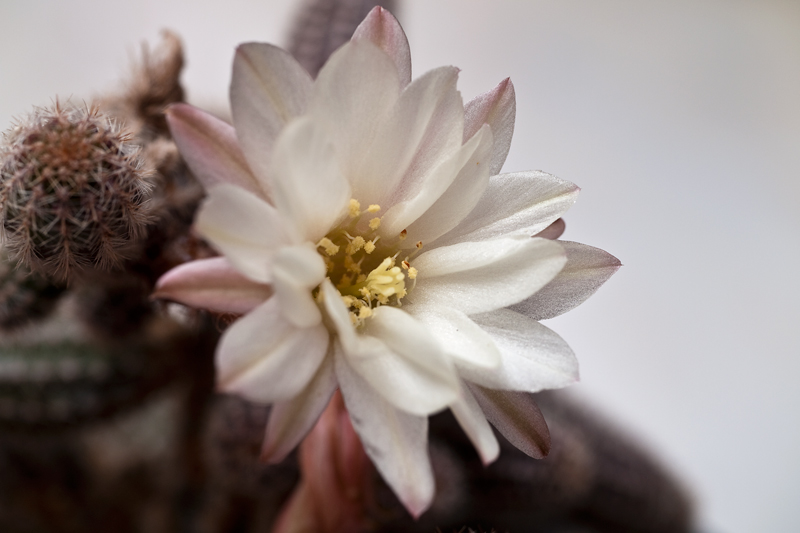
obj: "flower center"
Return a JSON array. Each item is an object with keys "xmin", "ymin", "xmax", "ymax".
[{"xmin": 315, "ymin": 199, "xmax": 419, "ymax": 328}]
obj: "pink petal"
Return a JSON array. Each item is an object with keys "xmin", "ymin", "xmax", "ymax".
[
  {"xmin": 463, "ymin": 78, "xmax": 516, "ymax": 176},
  {"xmin": 468, "ymin": 385, "xmax": 551, "ymax": 459},
  {"xmin": 534, "ymin": 218, "xmax": 566, "ymax": 240},
  {"xmin": 153, "ymin": 257, "xmax": 271, "ymax": 314},
  {"xmin": 352, "ymin": 6, "xmax": 412, "ymax": 88},
  {"xmin": 165, "ymin": 104, "xmax": 263, "ymax": 197}
]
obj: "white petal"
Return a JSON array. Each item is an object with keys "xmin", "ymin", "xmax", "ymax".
[
  {"xmin": 509, "ymin": 241, "xmax": 622, "ymax": 320},
  {"xmin": 450, "ymin": 382, "xmax": 500, "ymax": 465},
  {"xmin": 268, "ymin": 116, "xmax": 351, "ymax": 242},
  {"xmin": 405, "ymin": 304, "xmax": 500, "ymax": 371},
  {"xmin": 261, "ymin": 353, "xmax": 337, "ymax": 463},
  {"xmin": 153, "ymin": 257, "xmax": 271, "ymax": 314},
  {"xmin": 433, "ymin": 171, "xmax": 580, "ymax": 248},
  {"xmin": 463, "ymin": 78, "xmax": 516, "ymax": 176},
  {"xmin": 311, "ymin": 41, "xmax": 400, "ymax": 204},
  {"xmin": 165, "ymin": 103, "xmax": 262, "ymax": 197},
  {"xmin": 216, "ymin": 298, "xmax": 329, "ymax": 403},
  {"xmin": 320, "ymin": 281, "xmax": 459, "ymax": 416},
  {"xmin": 195, "ymin": 184, "xmax": 291, "ymax": 283},
  {"xmin": 367, "ymin": 66, "xmax": 464, "ymax": 208},
  {"xmin": 334, "ymin": 348, "xmax": 434, "ymax": 518},
  {"xmin": 459, "ymin": 309, "xmax": 579, "ymax": 392},
  {"xmin": 396, "ymin": 124, "xmax": 493, "ymax": 244},
  {"xmin": 271, "ymin": 244, "xmax": 326, "ymax": 328},
  {"xmin": 410, "ymin": 236, "xmax": 566, "ymax": 314},
  {"xmin": 351, "ymin": 6, "xmax": 412, "ymax": 88},
  {"xmin": 231, "ymin": 43, "xmax": 314, "ymax": 194},
  {"xmin": 468, "ymin": 384, "xmax": 551, "ymax": 459}
]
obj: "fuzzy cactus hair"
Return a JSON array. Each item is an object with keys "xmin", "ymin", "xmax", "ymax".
[{"xmin": 0, "ymin": 102, "xmax": 152, "ymax": 280}]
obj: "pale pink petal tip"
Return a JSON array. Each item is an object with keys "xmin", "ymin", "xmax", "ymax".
[
  {"xmin": 153, "ymin": 257, "xmax": 271, "ymax": 315},
  {"xmin": 463, "ymin": 77, "xmax": 516, "ymax": 175},
  {"xmin": 164, "ymin": 103, "xmax": 262, "ymax": 196},
  {"xmin": 352, "ymin": 6, "xmax": 412, "ymax": 87}
]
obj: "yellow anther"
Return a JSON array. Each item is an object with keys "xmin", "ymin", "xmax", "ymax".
[
  {"xmin": 364, "ymin": 240, "xmax": 376, "ymax": 254},
  {"xmin": 358, "ymin": 306, "xmax": 373, "ymax": 319},
  {"xmin": 415, "ymin": 241, "xmax": 423, "ymax": 249},
  {"xmin": 337, "ymin": 273, "xmax": 354, "ymax": 289},
  {"xmin": 348, "ymin": 199, "xmax": 361, "ymax": 218},
  {"xmin": 346, "ymin": 235, "xmax": 365, "ymax": 255},
  {"xmin": 407, "ymin": 267, "xmax": 418, "ymax": 279},
  {"xmin": 344, "ymin": 254, "xmax": 361, "ymax": 274},
  {"xmin": 401, "ymin": 260, "xmax": 410, "ymax": 270},
  {"xmin": 367, "ymin": 204, "xmax": 381, "ymax": 213},
  {"xmin": 369, "ymin": 217, "xmax": 381, "ymax": 230},
  {"xmin": 398, "ymin": 229, "xmax": 407, "ymax": 240},
  {"xmin": 317, "ymin": 237, "xmax": 340, "ymax": 256}
]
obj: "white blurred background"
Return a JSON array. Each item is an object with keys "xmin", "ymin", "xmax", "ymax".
[{"xmin": 1, "ymin": 1, "xmax": 798, "ymax": 531}]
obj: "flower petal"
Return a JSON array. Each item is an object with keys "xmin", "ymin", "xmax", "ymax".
[
  {"xmin": 509, "ymin": 241, "xmax": 622, "ymax": 320},
  {"xmin": 217, "ymin": 298, "xmax": 329, "ymax": 404},
  {"xmin": 195, "ymin": 184, "xmax": 291, "ymax": 283},
  {"xmin": 269, "ymin": 116, "xmax": 351, "ymax": 242},
  {"xmin": 352, "ymin": 6, "xmax": 412, "ymax": 88},
  {"xmin": 369, "ymin": 66, "xmax": 465, "ymax": 209},
  {"xmin": 405, "ymin": 304, "xmax": 500, "ymax": 371},
  {"xmin": 467, "ymin": 384, "xmax": 551, "ymax": 459},
  {"xmin": 261, "ymin": 353, "xmax": 338, "ymax": 463},
  {"xmin": 433, "ymin": 171, "xmax": 580, "ymax": 248},
  {"xmin": 231, "ymin": 43, "xmax": 314, "ymax": 194},
  {"xmin": 411, "ymin": 236, "xmax": 566, "ymax": 315},
  {"xmin": 153, "ymin": 257, "xmax": 271, "ymax": 314},
  {"xmin": 165, "ymin": 103, "xmax": 262, "ymax": 197},
  {"xmin": 334, "ymin": 348, "xmax": 434, "ymax": 518},
  {"xmin": 450, "ymin": 382, "xmax": 500, "ymax": 465},
  {"xmin": 396, "ymin": 124, "xmax": 493, "ymax": 244},
  {"xmin": 272, "ymin": 244, "xmax": 326, "ymax": 328},
  {"xmin": 311, "ymin": 41, "xmax": 400, "ymax": 204},
  {"xmin": 533, "ymin": 218, "xmax": 566, "ymax": 240},
  {"xmin": 463, "ymin": 78, "xmax": 516, "ymax": 176},
  {"xmin": 459, "ymin": 309, "xmax": 579, "ymax": 392},
  {"xmin": 320, "ymin": 281, "xmax": 459, "ymax": 416}
]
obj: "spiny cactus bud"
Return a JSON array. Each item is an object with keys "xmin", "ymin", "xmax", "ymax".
[{"xmin": 0, "ymin": 103, "xmax": 152, "ymax": 280}]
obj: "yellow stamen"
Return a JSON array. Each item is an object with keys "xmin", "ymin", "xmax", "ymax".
[
  {"xmin": 346, "ymin": 235, "xmax": 365, "ymax": 254},
  {"xmin": 364, "ymin": 240, "xmax": 376, "ymax": 254},
  {"xmin": 348, "ymin": 199, "xmax": 361, "ymax": 218},
  {"xmin": 367, "ymin": 204, "xmax": 381, "ymax": 213},
  {"xmin": 369, "ymin": 217, "xmax": 381, "ymax": 230},
  {"xmin": 407, "ymin": 267, "xmax": 418, "ymax": 279},
  {"xmin": 317, "ymin": 237, "xmax": 340, "ymax": 256}
]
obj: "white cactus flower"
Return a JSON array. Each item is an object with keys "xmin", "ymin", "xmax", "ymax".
[{"xmin": 154, "ymin": 7, "xmax": 620, "ymax": 516}]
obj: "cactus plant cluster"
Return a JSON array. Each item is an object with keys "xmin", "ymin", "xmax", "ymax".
[{"xmin": 0, "ymin": 2, "xmax": 694, "ymax": 533}]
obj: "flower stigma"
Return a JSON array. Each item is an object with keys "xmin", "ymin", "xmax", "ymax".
[{"xmin": 315, "ymin": 199, "xmax": 420, "ymax": 327}]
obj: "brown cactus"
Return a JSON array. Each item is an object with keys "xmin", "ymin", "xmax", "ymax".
[{"xmin": 0, "ymin": 102, "xmax": 152, "ymax": 281}]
